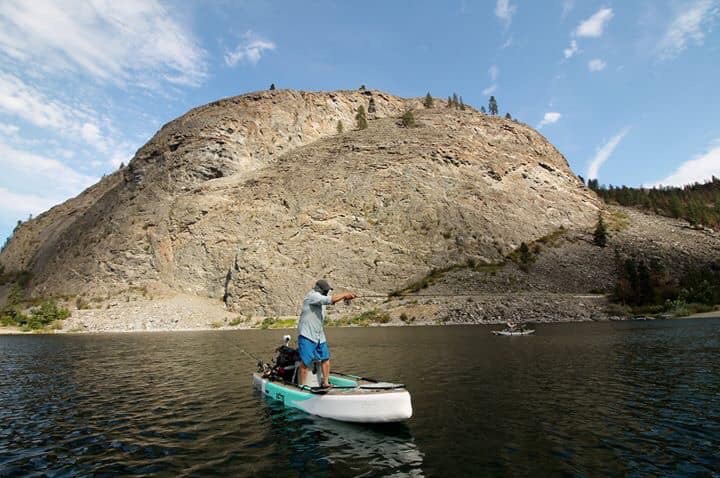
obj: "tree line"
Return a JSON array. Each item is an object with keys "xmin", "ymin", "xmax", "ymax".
[{"xmin": 584, "ymin": 177, "xmax": 720, "ymax": 229}]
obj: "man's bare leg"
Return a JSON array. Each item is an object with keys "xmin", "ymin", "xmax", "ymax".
[
  {"xmin": 298, "ymin": 362, "xmax": 308, "ymax": 385},
  {"xmin": 321, "ymin": 360, "xmax": 330, "ymax": 387}
]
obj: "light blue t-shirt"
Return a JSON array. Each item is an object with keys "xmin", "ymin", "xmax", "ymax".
[{"xmin": 297, "ymin": 289, "xmax": 332, "ymax": 343}]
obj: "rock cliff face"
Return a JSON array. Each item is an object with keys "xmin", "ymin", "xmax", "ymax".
[{"xmin": 1, "ymin": 89, "xmax": 603, "ymax": 315}]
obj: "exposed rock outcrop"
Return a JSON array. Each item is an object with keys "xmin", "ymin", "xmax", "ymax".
[{"xmin": 1, "ymin": 89, "xmax": 717, "ymax": 329}]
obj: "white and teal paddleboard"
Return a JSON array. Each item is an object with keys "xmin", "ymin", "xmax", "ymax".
[{"xmin": 252, "ymin": 372, "xmax": 413, "ymax": 423}]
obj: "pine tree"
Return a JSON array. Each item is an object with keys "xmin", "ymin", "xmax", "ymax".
[
  {"xmin": 359, "ymin": 84, "xmax": 366, "ymax": 91},
  {"xmin": 401, "ymin": 110, "xmax": 415, "ymax": 128},
  {"xmin": 424, "ymin": 92, "xmax": 434, "ymax": 108},
  {"xmin": 336, "ymin": 120, "xmax": 344, "ymax": 134},
  {"xmin": 355, "ymin": 105, "xmax": 368, "ymax": 130},
  {"xmin": 518, "ymin": 242, "xmax": 532, "ymax": 272},
  {"xmin": 578, "ymin": 175, "xmax": 585, "ymax": 185},
  {"xmin": 480, "ymin": 106, "xmax": 487, "ymax": 114},
  {"xmin": 593, "ymin": 214, "xmax": 608, "ymax": 247},
  {"xmin": 447, "ymin": 96, "xmax": 452, "ymax": 107},
  {"xmin": 269, "ymin": 83, "xmax": 276, "ymax": 90},
  {"xmin": 505, "ymin": 112, "xmax": 512, "ymax": 119},
  {"xmin": 452, "ymin": 93, "xmax": 459, "ymax": 108},
  {"xmin": 119, "ymin": 162, "xmax": 125, "ymax": 170},
  {"xmin": 669, "ymin": 195, "xmax": 682, "ymax": 218},
  {"xmin": 459, "ymin": 97, "xmax": 465, "ymax": 110},
  {"xmin": 489, "ymin": 96, "xmax": 498, "ymax": 115},
  {"xmin": 7, "ymin": 283, "xmax": 23, "ymax": 307},
  {"xmin": 368, "ymin": 97, "xmax": 376, "ymax": 114}
]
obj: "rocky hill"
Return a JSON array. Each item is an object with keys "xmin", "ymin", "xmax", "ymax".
[{"xmin": 1, "ymin": 89, "xmax": 717, "ymax": 330}]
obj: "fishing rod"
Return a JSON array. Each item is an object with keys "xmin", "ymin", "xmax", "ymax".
[
  {"xmin": 236, "ymin": 335, "xmax": 293, "ymax": 367},
  {"xmin": 239, "ymin": 347, "xmax": 261, "ymax": 362}
]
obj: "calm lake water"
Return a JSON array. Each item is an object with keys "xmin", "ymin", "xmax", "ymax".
[{"xmin": 1, "ymin": 319, "xmax": 719, "ymax": 477}]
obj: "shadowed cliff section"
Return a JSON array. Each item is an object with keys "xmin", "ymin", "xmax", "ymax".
[{"xmin": 1, "ymin": 89, "xmax": 604, "ymax": 315}]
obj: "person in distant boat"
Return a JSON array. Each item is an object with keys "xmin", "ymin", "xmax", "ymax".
[
  {"xmin": 506, "ymin": 321, "xmax": 518, "ymax": 332},
  {"xmin": 297, "ymin": 279, "xmax": 356, "ymax": 388}
]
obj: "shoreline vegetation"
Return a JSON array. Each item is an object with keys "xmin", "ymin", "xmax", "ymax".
[
  {"xmin": 0, "ymin": 292, "xmax": 718, "ymax": 335},
  {"xmin": 1, "ymin": 308, "xmax": 718, "ymax": 335}
]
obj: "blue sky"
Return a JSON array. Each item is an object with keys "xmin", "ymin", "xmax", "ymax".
[{"xmin": 1, "ymin": 0, "xmax": 719, "ymax": 243}]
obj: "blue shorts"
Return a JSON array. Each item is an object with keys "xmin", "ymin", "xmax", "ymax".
[{"xmin": 298, "ymin": 335, "xmax": 330, "ymax": 366}]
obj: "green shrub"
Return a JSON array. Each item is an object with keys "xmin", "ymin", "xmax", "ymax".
[
  {"xmin": 517, "ymin": 242, "xmax": 532, "ymax": 272},
  {"xmin": 6, "ymin": 284, "xmax": 23, "ymax": 307},
  {"xmin": 368, "ymin": 97, "xmax": 376, "ymax": 114},
  {"xmin": 19, "ymin": 301, "xmax": 71, "ymax": 330},
  {"xmin": 355, "ymin": 105, "xmax": 368, "ymax": 130},
  {"xmin": 259, "ymin": 317, "xmax": 276, "ymax": 329},
  {"xmin": 401, "ymin": 110, "xmax": 415, "ymax": 128},
  {"xmin": 330, "ymin": 310, "xmax": 391, "ymax": 327},
  {"xmin": 260, "ymin": 317, "xmax": 297, "ymax": 329}
]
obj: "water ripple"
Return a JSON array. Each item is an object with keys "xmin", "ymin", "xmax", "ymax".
[{"xmin": 1, "ymin": 321, "xmax": 719, "ymax": 476}]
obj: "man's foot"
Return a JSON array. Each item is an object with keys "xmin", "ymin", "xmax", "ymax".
[{"xmin": 319, "ymin": 383, "xmax": 332, "ymax": 389}]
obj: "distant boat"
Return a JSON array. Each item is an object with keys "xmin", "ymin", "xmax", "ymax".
[{"xmin": 492, "ymin": 329, "xmax": 535, "ymax": 336}]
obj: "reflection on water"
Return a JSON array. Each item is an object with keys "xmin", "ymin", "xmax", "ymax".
[
  {"xmin": 256, "ymin": 400, "xmax": 423, "ymax": 477},
  {"xmin": 1, "ymin": 319, "xmax": 719, "ymax": 476}
]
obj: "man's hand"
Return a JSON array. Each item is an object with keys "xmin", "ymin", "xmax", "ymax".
[{"xmin": 331, "ymin": 292, "xmax": 356, "ymax": 304}]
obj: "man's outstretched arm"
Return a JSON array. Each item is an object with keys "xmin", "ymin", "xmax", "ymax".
[{"xmin": 330, "ymin": 292, "xmax": 356, "ymax": 304}]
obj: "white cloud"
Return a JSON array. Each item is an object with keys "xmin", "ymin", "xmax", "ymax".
[
  {"xmin": 0, "ymin": 186, "xmax": 61, "ymax": 216},
  {"xmin": 588, "ymin": 58, "xmax": 607, "ymax": 71},
  {"xmin": 489, "ymin": 65, "xmax": 499, "ymax": 81},
  {"xmin": 587, "ymin": 127, "xmax": 630, "ymax": 179},
  {"xmin": 482, "ymin": 84, "xmax": 497, "ymax": 96},
  {"xmin": 501, "ymin": 36, "xmax": 513, "ymax": 49},
  {"xmin": 0, "ymin": 73, "xmax": 72, "ymax": 131},
  {"xmin": 0, "ymin": 140, "xmax": 97, "ymax": 194},
  {"xmin": 537, "ymin": 112, "xmax": 562, "ymax": 129},
  {"xmin": 0, "ymin": 0, "xmax": 207, "ymax": 87},
  {"xmin": 0, "ymin": 122, "xmax": 19, "ymax": 136},
  {"xmin": 657, "ymin": 0, "xmax": 718, "ymax": 60},
  {"xmin": 225, "ymin": 31, "xmax": 276, "ymax": 66},
  {"xmin": 561, "ymin": 0, "xmax": 575, "ymax": 20},
  {"xmin": 576, "ymin": 8, "xmax": 614, "ymax": 37},
  {"xmin": 494, "ymin": 0, "xmax": 517, "ymax": 26},
  {"xmin": 650, "ymin": 144, "xmax": 720, "ymax": 187},
  {"xmin": 80, "ymin": 122, "xmax": 109, "ymax": 152},
  {"xmin": 563, "ymin": 39, "xmax": 579, "ymax": 58},
  {"xmin": 0, "ymin": 73, "xmax": 115, "ymax": 153}
]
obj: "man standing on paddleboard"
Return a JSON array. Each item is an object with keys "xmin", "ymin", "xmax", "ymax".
[{"xmin": 297, "ymin": 279, "xmax": 356, "ymax": 388}]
